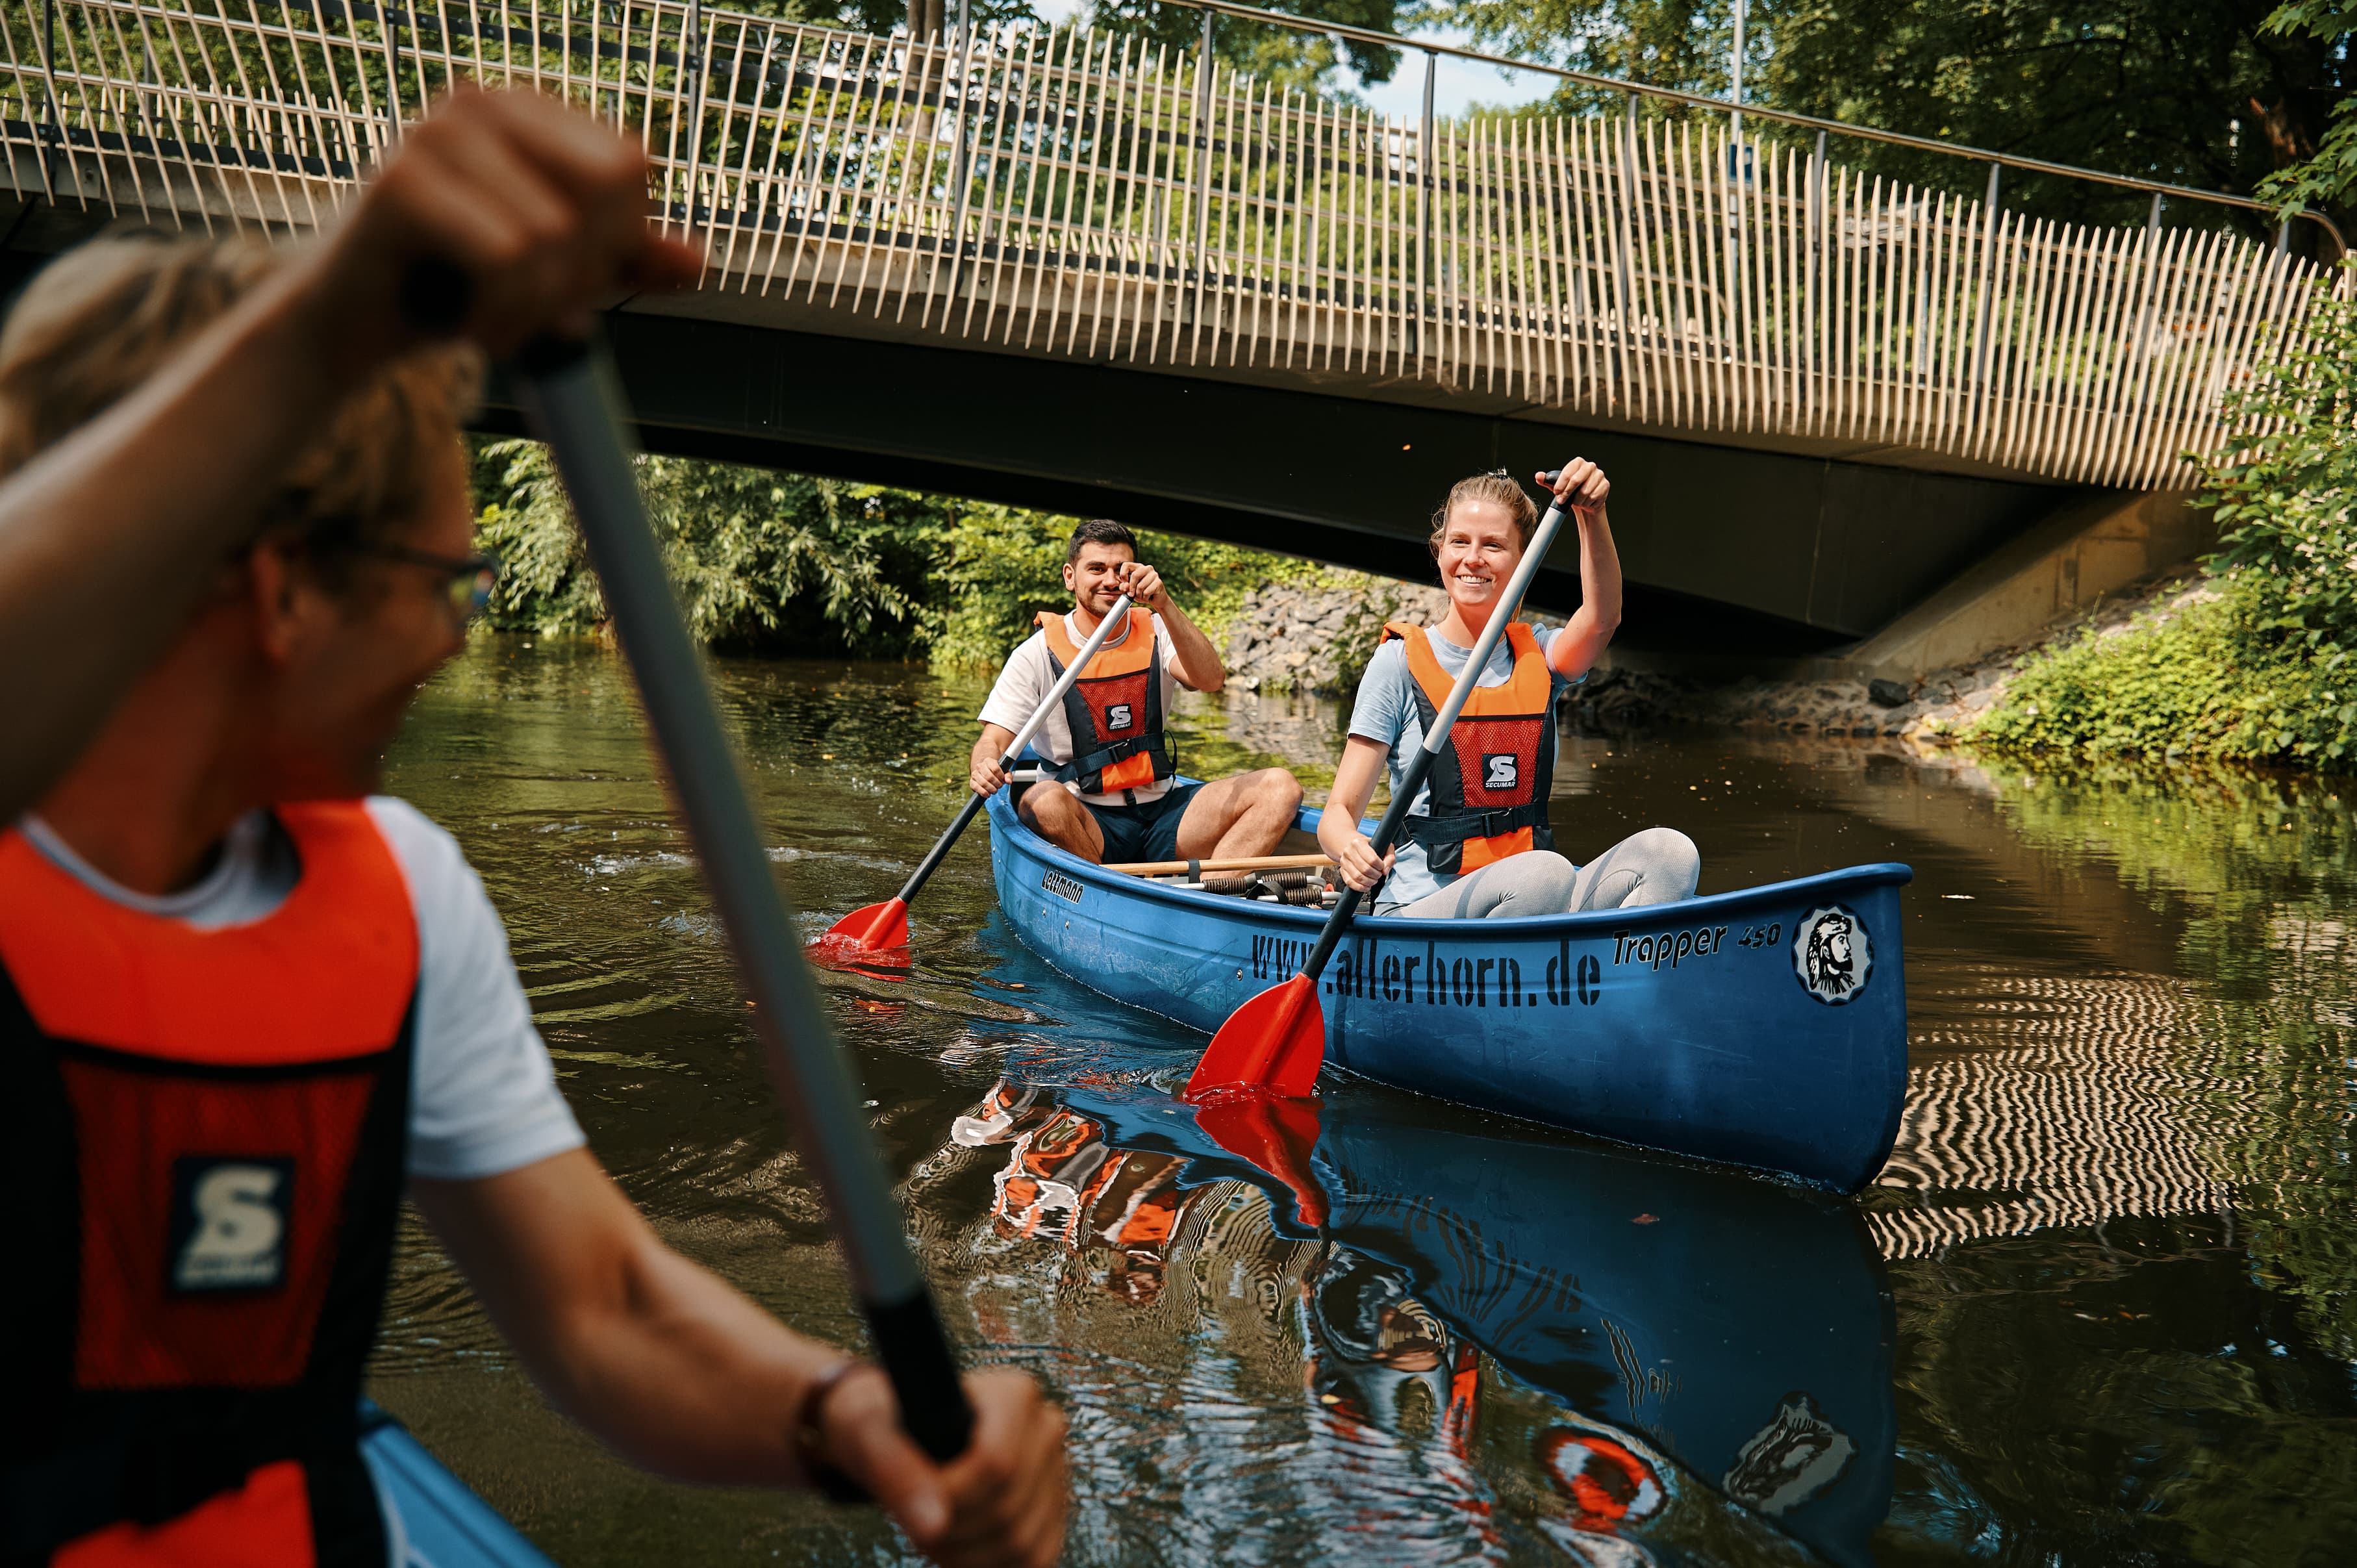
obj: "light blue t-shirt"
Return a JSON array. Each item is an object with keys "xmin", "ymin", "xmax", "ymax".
[{"xmin": 1345, "ymin": 624, "xmax": 1583, "ymax": 911}]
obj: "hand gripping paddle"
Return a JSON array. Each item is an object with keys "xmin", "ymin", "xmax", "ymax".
[
  {"xmin": 514, "ymin": 336, "xmax": 974, "ymax": 1466},
  {"xmin": 1183, "ymin": 470, "xmax": 1580, "ymax": 1104},
  {"xmin": 814, "ymin": 592, "xmax": 1135, "ymax": 959}
]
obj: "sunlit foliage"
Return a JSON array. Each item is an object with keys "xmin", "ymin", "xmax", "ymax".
[
  {"xmin": 1419, "ymin": 0, "xmax": 2352, "ymax": 240},
  {"xmin": 1970, "ymin": 265, "xmax": 2357, "ymax": 768},
  {"xmin": 472, "ymin": 442, "xmax": 1322, "ymax": 663}
]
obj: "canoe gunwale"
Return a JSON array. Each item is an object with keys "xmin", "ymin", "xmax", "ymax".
[{"xmin": 986, "ymin": 791, "xmax": 1915, "ymax": 933}]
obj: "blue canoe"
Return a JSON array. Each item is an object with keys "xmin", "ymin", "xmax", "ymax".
[
  {"xmin": 361, "ymin": 1403, "xmax": 555, "ymax": 1567},
  {"xmin": 985, "ymin": 789, "xmax": 1913, "ymax": 1192}
]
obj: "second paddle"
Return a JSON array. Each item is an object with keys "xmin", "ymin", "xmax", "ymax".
[{"xmin": 816, "ymin": 592, "xmax": 1135, "ymax": 955}]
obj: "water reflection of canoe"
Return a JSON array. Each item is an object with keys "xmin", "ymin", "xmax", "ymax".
[
  {"xmin": 985, "ymin": 790, "xmax": 1913, "ymax": 1191},
  {"xmin": 360, "ymin": 1404, "xmax": 553, "ymax": 1567},
  {"xmin": 1003, "ymin": 1080, "xmax": 1896, "ymax": 1568}
]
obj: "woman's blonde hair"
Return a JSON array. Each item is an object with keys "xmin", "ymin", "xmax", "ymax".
[
  {"xmin": 1426, "ymin": 469, "xmax": 1539, "ymax": 560},
  {"xmin": 0, "ymin": 231, "xmax": 483, "ymax": 577}
]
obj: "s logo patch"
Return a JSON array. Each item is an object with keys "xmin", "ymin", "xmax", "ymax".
[
  {"xmin": 170, "ymin": 1157, "xmax": 293, "ymax": 1293},
  {"xmin": 1105, "ymin": 703, "xmax": 1135, "ymax": 732},
  {"xmin": 1483, "ymin": 753, "xmax": 1519, "ymax": 791}
]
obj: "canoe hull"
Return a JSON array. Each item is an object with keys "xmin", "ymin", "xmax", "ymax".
[
  {"xmin": 986, "ymin": 792, "xmax": 1911, "ymax": 1191},
  {"xmin": 360, "ymin": 1403, "xmax": 555, "ymax": 1567}
]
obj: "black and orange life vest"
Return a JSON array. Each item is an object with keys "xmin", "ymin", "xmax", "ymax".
[
  {"xmin": 0, "ymin": 803, "xmax": 418, "ymax": 1568},
  {"xmin": 1379, "ymin": 620, "xmax": 1557, "ymax": 876},
  {"xmin": 1037, "ymin": 608, "xmax": 1173, "ymax": 798}
]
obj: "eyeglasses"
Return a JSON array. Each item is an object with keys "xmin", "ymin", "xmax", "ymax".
[{"xmin": 355, "ymin": 542, "xmax": 501, "ymax": 622}]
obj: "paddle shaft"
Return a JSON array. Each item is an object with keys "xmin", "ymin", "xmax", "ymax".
[
  {"xmin": 515, "ymin": 338, "xmax": 972, "ymax": 1461},
  {"xmin": 888, "ymin": 594, "xmax": 1133, "ymax": 909},
  {"xmin": 1291, "ymin": 484, "xmax": 1576, "ymax": 984}
]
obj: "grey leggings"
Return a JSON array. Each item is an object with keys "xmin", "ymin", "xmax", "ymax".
[{"xmin": 1389, "ymin": 828, "xmax": 1700, "ymax": 919}]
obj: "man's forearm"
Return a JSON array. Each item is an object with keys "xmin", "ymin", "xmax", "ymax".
[
  {"xmin": 530, "ymin": 1235, "xmax": 837, "ymax": 1486},
  {"xmin": 1157, "ymin": 600, "xmax": 1224, "ymax": 690},
  {"xmin": 0, "ymin": 269, "xmax": 351, "ymax": 819}
]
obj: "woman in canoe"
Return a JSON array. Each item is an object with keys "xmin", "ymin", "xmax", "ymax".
[{"xmin": 1319, "ymin": 462, "xmax": 1698, "ymax": 918}]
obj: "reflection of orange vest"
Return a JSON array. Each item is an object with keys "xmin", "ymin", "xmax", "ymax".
[
  {"xmin": 1038, "ymin": 609, "xmax": 1172, "ymax": 797},
  {"xmin": 1378, "ymin": 622, "xmax": 1557, "ymax": 875},
  {"xmin": 0, "ymin": 805, "xmax": 418, "ymax": 1565}
]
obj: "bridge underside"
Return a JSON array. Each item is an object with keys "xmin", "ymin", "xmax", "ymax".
[
  {"xmin": 481, "ymin": 309, "xmax": 2073, "ymax": 654},
  {"xmin": 2, "ymin": 197, "xmax": 2074, "ymax": 654}
]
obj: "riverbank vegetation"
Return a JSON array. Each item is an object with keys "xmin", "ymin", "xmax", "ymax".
[
  {"xmin": 471, "ymin": 438, "xmax": 1320, "ymax": 664},
  {"xmin": 1968, "ymin": 272, "xmax": 2357, "ymax": 770}
]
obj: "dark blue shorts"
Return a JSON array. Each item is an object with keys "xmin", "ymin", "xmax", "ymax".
[{"xmin": 1085, "ymin": 781, "xmax": 1204, "ymax": 865}]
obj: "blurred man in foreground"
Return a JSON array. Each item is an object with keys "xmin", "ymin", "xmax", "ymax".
[{"xmin": 0, "ymin": 91, "xmax": 1065, "ymax": 1568}]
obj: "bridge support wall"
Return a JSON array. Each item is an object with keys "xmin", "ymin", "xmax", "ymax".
[{"xmin": 1841, "ymin": 490, "xmax": 2213, "ymax": 679}]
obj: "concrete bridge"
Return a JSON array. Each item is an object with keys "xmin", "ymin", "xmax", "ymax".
[{"xmin": 1, "ymin": 0, "xmax": 2332, "ymax": 651}]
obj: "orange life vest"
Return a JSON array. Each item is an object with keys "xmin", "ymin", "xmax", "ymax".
[
  {"xmin": 1037, "ymin": 608, "xmax": 1173, "ymax": 798},
  {"xmin": 0, "ymin": 803, "xmax": 418, "ymax": 1567},
  {"xmin": 1378, "ymin": 621, "xmax": 1558, "ymax": 876}
]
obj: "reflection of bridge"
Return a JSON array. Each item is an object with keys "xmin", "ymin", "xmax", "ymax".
[{"xmin": 1, "ymin": 1, "xmax": 2330, "ymax": 644}]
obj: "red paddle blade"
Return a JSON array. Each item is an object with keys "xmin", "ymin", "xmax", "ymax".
[
  {"xmin": 1185, "ymin": 973, "xmax": 1325, "ymax": 1101},
  {"xmin": 807, "ymin": 898, "xmax": 909, "ymax": 967},
  {"xmin": 1193, "ymin": 1089, "xmax": 1328, "ymax": 1228}
]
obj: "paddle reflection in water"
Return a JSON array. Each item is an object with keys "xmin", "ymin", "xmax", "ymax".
[{"xmin": 939, "ymin": 1074, "xmax": 1893, "ymax": 1566}]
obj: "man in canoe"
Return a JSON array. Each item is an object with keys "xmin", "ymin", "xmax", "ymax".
[
  {"xmin": 1319, "ymin": 465, "xmax": 1698, "ymax": 917},
  {"xmin": 0, "ymin": 95, "xmax": 1065, "ymax": 1568},
  {"xmin": 972, "ymin": 519, "xmax": 1303, "ymax": 865}
]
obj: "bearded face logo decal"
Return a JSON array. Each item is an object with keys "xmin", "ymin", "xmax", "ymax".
[{"xmin": 1791, "ymin": 905, "xmax": 1871, "ymax": 1005}]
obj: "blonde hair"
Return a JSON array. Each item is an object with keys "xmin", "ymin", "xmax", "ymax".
[
  {"xmin": 0, "ymin": 231, "xmax": 484, "ymax": 575},
  {"xmin": 1426, "ymin": 469, "xmax": 1539, "ymax": 560}
]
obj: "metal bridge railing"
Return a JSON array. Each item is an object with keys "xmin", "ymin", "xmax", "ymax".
[{"xmin": 1, "ymin": 0, "xmax": 2336, "ymax": 488}]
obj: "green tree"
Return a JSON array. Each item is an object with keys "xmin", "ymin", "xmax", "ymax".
[
  {"xmin": 740, "ymin": 0, "xmax": 1407, "ymax": 97},
  {"xmin": 1083, "ymin": 0, "xmax": 1406, "ymax": 97},
  {"xmin": 927, "ymin": 504, "xmax": 1326, "ymax": 668},
  {"xmin": 1966, "ymin": 262, "xmax": 2357, "ymax": 768},
  {"xmin": 1766, "ymin": 0, "xmax": 2346, "ymax": 237},
  {"xmin": 2203, "ymin": 269, "xmax": 2357, "ymax": 655},
  {"xmin": 473, "ymin": 443, "xmax": 1326, "ymax": 664},
  {"xmin": 475, "ymin": 440, "xmax": 933, "ymax": 653},
  {"xmin": 1420, "ymin": 0, "xmax": 2353, "ymax": 241},
  {"xmin": 2256, "ymin": 2, "xmax": 2357, "ymax": 226}
]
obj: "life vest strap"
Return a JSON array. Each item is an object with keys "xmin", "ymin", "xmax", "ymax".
[
  {"xmin": 1051, "ymin": 740, "xmax": 1172, "ymax": 792},
  {"xmin": 1402, "ymin": 803, "xmax": 1552, "ymax": 845}
]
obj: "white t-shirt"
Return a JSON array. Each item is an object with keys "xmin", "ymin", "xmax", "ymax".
[
  {"xmin": 977, "ymin": 611, "xmax": 1187, "ymax": 807},
  {"xmin": 17, "ymin": 798, "xmax": 584, "ymax": 1182}
]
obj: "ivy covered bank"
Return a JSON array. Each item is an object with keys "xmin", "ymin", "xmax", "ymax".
[{"xmin": 1966, "ymin": 274, "xmax": 2357, "ymax": 772}]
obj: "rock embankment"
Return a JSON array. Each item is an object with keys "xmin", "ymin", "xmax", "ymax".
[
  {"xmin": 1218, "ymin": 562, "xmax": 2212, "ymax": 748},
  {"xmin": 1572, "ymin": 567, "xmax": 2213, "ymax": 742},
  {"xmin": 1223, "ymin": 574, "xmax": 1561, "ymax": 694}
]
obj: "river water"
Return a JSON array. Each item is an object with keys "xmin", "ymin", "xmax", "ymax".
[{"xmin": 368, "ymin": 639, "xmax": 2357, "ymax": 1567}]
